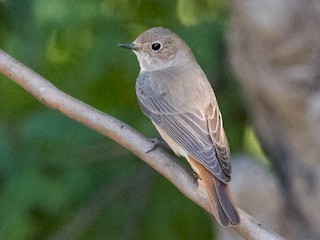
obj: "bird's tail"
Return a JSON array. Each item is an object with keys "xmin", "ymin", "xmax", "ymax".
[
  {"xmin": 188, "ymin": 156, "xmax": 240, "ymax": 226},
  {"xmin": 206, "ymin": 175, "xmax": 240, "ymax": 226}
]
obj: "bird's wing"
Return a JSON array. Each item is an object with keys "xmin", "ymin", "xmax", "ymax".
[
  {"xmin": 206, "ymin": 103, "xmax": 231, "ymax": 177},
  {"xmin": 136, "ymin": 74, "xmax": 231, "ymax": 183}
]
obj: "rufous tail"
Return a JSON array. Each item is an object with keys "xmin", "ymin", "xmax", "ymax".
[{"xmin": 188, "ymin": 156, "xmax": 240, "ymax": 226}]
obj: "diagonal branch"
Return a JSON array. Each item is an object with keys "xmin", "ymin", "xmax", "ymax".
[{"xmin": 0, "ymin": 49, "xmax": 284, "ymax": 240}]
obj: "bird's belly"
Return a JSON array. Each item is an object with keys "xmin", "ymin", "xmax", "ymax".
[
  {"xmin": 153, "ymin": 123, "xmax": 187, "ymax": 158},
  {"xmin": 152, "ymin": 122, "xmax": 200, "ymax": 175}
]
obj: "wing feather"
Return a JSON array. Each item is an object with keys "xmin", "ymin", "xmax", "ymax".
[{"xmin": 136, "ymin": 73, "xmax": 231, "ymax": 182}]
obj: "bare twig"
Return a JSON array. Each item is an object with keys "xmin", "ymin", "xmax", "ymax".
[{"xmin": 0, "ymin": 49, "xmax": 284, "ymax": 240}]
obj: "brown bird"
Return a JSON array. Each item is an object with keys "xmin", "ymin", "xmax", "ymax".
[{"xmin": 119, "ymin": 27, "xmax": 240, "ymax": 226}]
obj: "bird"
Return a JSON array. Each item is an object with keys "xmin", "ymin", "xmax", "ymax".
[{"xmin": 119, "ymin": 27, "xmax": 240, "ymax": 226}]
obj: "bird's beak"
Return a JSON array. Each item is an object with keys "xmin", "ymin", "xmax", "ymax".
[{"xmin": 118, "ymin": 43, "xmax": 138, "ymax": 51}]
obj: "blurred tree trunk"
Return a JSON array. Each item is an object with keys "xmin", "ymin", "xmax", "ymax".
[{"xmin": 228, "ymin": 0, "xmax": 320, "ymax": 239}]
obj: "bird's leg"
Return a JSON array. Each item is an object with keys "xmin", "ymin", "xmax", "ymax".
[{"xmin": 145, "ymin": 137, "xmax": 170, "ymax": 153}]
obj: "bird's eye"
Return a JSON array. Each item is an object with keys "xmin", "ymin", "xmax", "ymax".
[{"xmin": 151, "ymin": 42, "xmax": 161, "ymax": 51}]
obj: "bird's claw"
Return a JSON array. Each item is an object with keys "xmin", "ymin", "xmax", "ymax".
[
  {"xmin": 193, "ymin": 172, "xmax": 201, "ymax": 183},
  {"xmin": 145, "ymin": 138, "xmax": 161, "ymax": 153},
  {"xmin": 146, "ymin": 137, "xmax": 170, "ymax": 153}
]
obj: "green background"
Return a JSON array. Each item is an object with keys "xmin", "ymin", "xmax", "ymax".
[{"xmin": 0, "ymin": 1, "xmax": 261, "ymax": 239}]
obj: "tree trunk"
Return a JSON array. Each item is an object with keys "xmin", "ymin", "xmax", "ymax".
[{"xmin": 228, "ymin": 1, "xmax": 320, "ymax": 239}]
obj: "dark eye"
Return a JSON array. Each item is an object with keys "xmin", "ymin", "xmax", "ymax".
[{"xmin": 151, "ymin": 42, "xmax": 161, "ymax": 51}]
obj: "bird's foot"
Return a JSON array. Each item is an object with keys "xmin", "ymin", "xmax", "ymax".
[
  {"xmin": 146, "ymin": 138, "xmax": 160, "ymax": 153},
  {"xmin": 146, "ymin": 138, "xmax": 169, "ymax": 153},
  {"xmin": 193, "ymin": 171, "xmax": 201, "ymax": 183}
]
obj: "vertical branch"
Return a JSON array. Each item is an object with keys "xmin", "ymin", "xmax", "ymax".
[{"xmin": 228, "ymin": 1, "xmax": 320, "ymax": 239}]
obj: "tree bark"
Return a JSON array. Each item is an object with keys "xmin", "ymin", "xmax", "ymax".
[
  {"xmin": 229, "ymin": 1, "xmax": 320, "ymax": 239},
  {"xmin": 0, "ymin": 49, "xmax": 284, "ymax": 240}
]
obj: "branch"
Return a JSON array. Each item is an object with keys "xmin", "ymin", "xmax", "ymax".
[{"xmin": 0, "ymin": 49, "xmax": 284, "ymax": 240}]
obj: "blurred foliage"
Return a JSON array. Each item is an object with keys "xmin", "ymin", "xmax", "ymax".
[
  {"xmin": 243, "ymin": 127, "xmax": 269, "ymax": 167},
  {"xmin": 177, "ymin": 0, "xmax": 228, "ymax": 26},
  {"xmin": 0, "ymin": 0, "xmax": 251, "ymax": 239}
]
